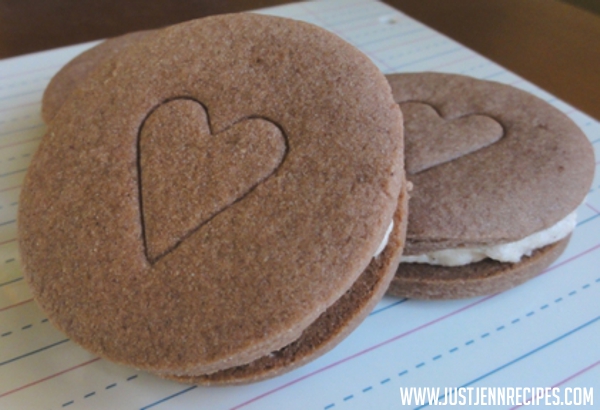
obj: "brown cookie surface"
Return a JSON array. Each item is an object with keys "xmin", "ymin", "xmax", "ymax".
[
  {"xmin": 388, "ymin": 236, "xmax": 569, "ymax": 300},
  {"xmin": 19, "ymin": 14, "xmax": 405, "ymax": 382},
  {"xmin": 42, "ymin": 30, "xmax": 153, "ymax": 123},
  {"xmin": 171, "ymin": 183, "xmax": 408, "ymax": 384},
  {"xmin": 386, "ymin": 72, "xmax": 594, "ymax": 299}
]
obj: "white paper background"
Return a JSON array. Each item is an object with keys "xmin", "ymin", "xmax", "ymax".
[{"xmin": 1, "ymin": 1, "xmax": 599, "ymax": 409}]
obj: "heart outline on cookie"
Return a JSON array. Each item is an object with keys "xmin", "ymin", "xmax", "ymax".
[
  {"xmin": 138, "ymin": 97, "xmax": 288, "ymax": 263},
  {"xmin": 400, "ymin": 101, "xmax": 504, "ymax": 174}
]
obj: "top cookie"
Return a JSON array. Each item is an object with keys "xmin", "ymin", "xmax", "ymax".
[
  {"xmin": 19, "ymin": 14, "xmax": 404, "ymax": 378},
  {"xmin": 387, "ymin": 72, "xmax": 594, "ymax": 255}
]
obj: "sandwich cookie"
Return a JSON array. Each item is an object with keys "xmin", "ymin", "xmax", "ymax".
[
  {"xmin": 19, "ymin": 14, "xmax": 407, "ymax": 384},
  {"xmin": 386, "ymin": 72, "xmax": 594, "ymax": 299}
]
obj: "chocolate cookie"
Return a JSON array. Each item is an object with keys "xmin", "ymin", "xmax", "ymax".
[
  {"xmin": 386, "ymin": 72, "xmax": 594, "ymax": 299},
  {"xmin": 19, "ymin": 14, "xmax": 407, "ymax": 383}
]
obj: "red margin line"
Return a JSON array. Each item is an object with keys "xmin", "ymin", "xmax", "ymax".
[
  {"xmin": 231, "ymin": 295, "xmax": 496, "ymax": 410},
  {"xmin": 0, "ymin": 298, "xmax": 33, "ymax": 313},
  {"xmin": 543, "ymin": 242, "xmax": 600, "ymax": 274},
  {"xmin": 586, "ymin": 203, "xmax": 600, "ymax": 214},
  {"xmin": 511, "ymin": 359, "xmax": 600, "ymax": 409},
  {"xmin": 0, "ymin": 185, "xmax": 21, "ymax": 193},
  {"xmin": 0, "ymin": 238, "xmax": 17, "ymax": 246},
  {"xmin": 232, "ymin": 241, "xmax": 600, "ymax": 409},
  {"xmin": 0, "ymin": 357, "xmax": 101, "ymax": 399}
]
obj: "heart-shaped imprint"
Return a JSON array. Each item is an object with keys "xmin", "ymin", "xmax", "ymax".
[
  {"xmin": 139, "ymin": 98, "xmax": 286, "ymax": 263},
  {"xmin": 401, "ymin": 102, "xmax": 503, "ymax": 174}
]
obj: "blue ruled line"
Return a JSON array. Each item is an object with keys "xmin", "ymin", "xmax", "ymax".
[
  {"xmin": 482, "ymin": 70, "xmax": 506, "ymax": 79},
  {"xmin": 0, "ymin": 123, "xmax": 44, "ymax": 138},
  {"xmin": 329, "ymin": 9, "xmax": 391, "ymax": 30},
  {"xmin": 414, "ymin": 315, "xmax": 600, "ymax": 409},
  {"xmin": 369, "ymin": 298, "xmax": 408, "ymax": 316},
  {"xmin": 322, "ymin": 279, "xmax": 598, "ymax": 410},
  {"xmin": 0, "ymin": 168, "xmax": 28, "ymax": 178},
  {"xmin": 0, "ymin": 276, "xmax": 23, "ymax": 287},
  {"xmin": 0, "ymin": 339, "xmax": 69, "ymax": 366},
  {"xmin": 359, "ymin": 26, "xmax": 426, "ymax": 48},
  {"xmin": 578, "ymin": 213, "xmax": 600, "ymax": 226},
  {"xmin": 0, "ymin": 89, "xmax": 44, "ymax": 101},
  {"xmin": 140, "ymin": 386, "xmax": 197, "ymax": 410},
  {"xmin": 390, "ymin": 47, "xmax": 463, "ymax": 70}
]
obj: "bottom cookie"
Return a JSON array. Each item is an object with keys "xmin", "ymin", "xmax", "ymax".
[
  {"xmin": 387, "ymin": 236, "xmax": 570, "ymax": 299},
  {"xmin": 157, "ymin": 183, "xmax": 409, "ymax": 385}
]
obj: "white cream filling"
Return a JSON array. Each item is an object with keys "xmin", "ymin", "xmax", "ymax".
[
  {"xmin": 401, "ymin": 210, "xmax": 577, "ymax": 266},
  {"xmin": 374, "ymin": 220, "xmax": 394, "ymax": 257}
]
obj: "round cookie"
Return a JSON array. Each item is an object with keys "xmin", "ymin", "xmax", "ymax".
[
  {"xmin": 385, "ymin": 72, "xmax": 594, "ymax": 299},
  {"xmin": 19, "ymin": 14, "xmax": 406, "ymax": 383}
]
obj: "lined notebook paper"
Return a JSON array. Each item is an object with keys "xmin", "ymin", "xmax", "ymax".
[{"xmin": 1, "ymin": 0, "xmax": 599, "ymax": 409}]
